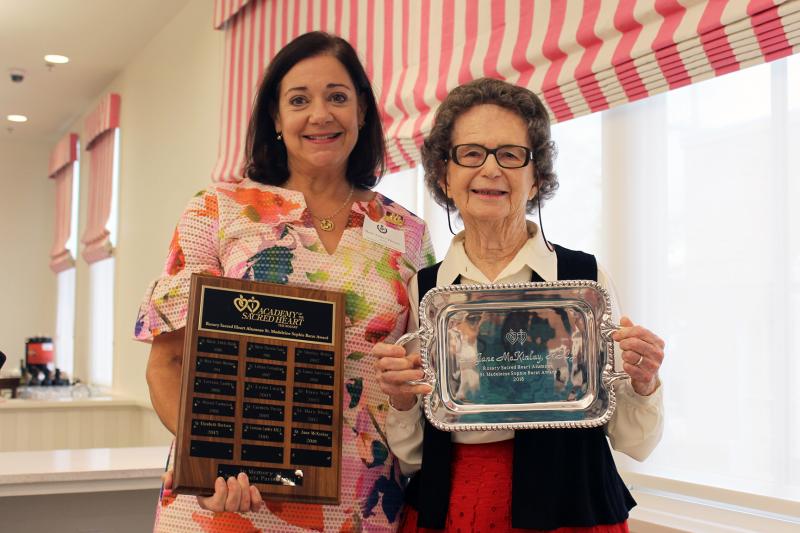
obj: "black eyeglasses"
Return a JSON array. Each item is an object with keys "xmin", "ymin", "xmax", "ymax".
[{"xmin": 448, "ymin": 144, "xmax": 533, "ymax": 169}]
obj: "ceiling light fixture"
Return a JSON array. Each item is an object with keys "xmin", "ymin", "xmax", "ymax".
[
  {"xmin": 44, "ymin": 54, "xmax": 70, "ymax": 64},
  {"xmin": 7, "ymin": 115, "xmax": 28, "ymax": 122}
]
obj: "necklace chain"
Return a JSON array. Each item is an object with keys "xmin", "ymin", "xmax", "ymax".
[{"xmin": 310, "ymin": 185, "xmax": 354, "ymax": 232}]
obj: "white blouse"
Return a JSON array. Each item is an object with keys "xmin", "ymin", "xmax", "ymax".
[{"xmin": 387, "ymin": 222, "xmax": 664, "ymax": 476}]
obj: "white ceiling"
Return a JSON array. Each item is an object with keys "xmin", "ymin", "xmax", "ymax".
[{"xmin": 0, "ymin": 0, "xmax": 191, "ymax": 143}]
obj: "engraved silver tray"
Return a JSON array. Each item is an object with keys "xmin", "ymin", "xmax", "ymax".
[{"xmin": 396, "ymin": 281, "xmax": 628, "ymax": 431}]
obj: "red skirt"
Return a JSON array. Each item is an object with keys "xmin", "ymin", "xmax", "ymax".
[{"xmin": 398, "ymin": 439, "xmax": 629, "ymax": 533}]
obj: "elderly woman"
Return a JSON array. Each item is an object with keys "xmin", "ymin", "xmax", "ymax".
[
  {"xmin": 137, "ymin": 32, "xmax": 434, "ymax": 532},
  {"xmin": 373, "ymin": 78, "xmax": 664, "ymax": 532}
]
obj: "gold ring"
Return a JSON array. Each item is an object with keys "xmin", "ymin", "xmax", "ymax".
[{"xmin": 635, "ymin": 355, "xmax": 644, "ymax": 366}]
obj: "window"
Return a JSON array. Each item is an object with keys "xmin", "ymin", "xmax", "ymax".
[
  {"xmin": 610, "ymin": 56, "xmax": 800, "ymax": 504},
  {"xmin": 378, "ymin": 55, "xmax": 799, "ymax": 519},
  {"xmin": 547, "ymin": 112, "xmax": 602, "ymax": 254},
  {"xmin": 66, "ymin": 150, "xmax": 81, "ymax": 259},
  {"xmin": 86, "ymin": 128, "xmax": 121, "ymax": 388},
  {"xmin": 54, "ymin": 153, "xmax": 80, "ymax": 377},
  {"xmin": 88, "ymin": 257, "xmax": 115, "ymax": 387},
  {"xmin": 55, "ymin": 268, "xmax": 76, "ymax": 377}
]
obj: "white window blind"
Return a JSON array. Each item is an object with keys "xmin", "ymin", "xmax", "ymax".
[
  {"xmin": 610, "ymin": 55, "xmax": 799, "ymax": 503},
  {"xmin": 54, "ymin": 158, "xmax": 80, "ymax": 377},
  {"xmin": 55, "ymin": 268, "xmax": 76, "ymax": 377},
  {"xmin": 88, "ymin": 257, "xmax": 114, "ymax": 387},
  {"xmin": 66, "ymin": 153, "xmax": 80, "ymax": 258},
  {"xmin": 547, "ymin": 112, "xmax": 602, "ymax": 254}
]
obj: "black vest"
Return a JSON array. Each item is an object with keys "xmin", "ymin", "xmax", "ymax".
[{"xmin": 404, "ymin": 244, "xmax": 635, "ymax": 530}]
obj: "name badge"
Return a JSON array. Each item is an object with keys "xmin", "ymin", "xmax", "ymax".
[{"xmin": 362, "ymin": 216, "xmax": 406, "ymax": 253}]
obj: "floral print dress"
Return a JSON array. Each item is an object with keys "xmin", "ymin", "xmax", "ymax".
[{"xmin": 135, "ymin": 179, "xmax": 435, "ymax": 533}]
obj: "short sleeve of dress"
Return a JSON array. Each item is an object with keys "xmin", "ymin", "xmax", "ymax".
[
  {"xmin": 134, "ymin": 188, "xmax": 223, "ymax": 341},
  {"xmin": 417, "ymin": 225, "xmax": 437, "ymax": 271}
]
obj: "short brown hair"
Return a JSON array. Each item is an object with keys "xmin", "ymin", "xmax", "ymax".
[{"xmin": 421, "ymin": 78, "xmax": 558, "ymax": 213}]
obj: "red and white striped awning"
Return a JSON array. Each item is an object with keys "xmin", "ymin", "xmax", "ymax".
[
  {"xmin": 84, "ymin": 93, "xmax": 121, "ymax": 150},
  {"xmin": 212, "ymin": 0, "xmax": 800, "ymax": 182},
  {"xmin": 214, "ymin": 0, "xmax": 253, "ymax": 28},
  {"xmin": 49, "ymin": 132, "xmax": 80, "ymax": 273},
  {"xmin": 48, "ymin": 132, "xmax": 78, "ymax": 178},
  {"xmin": 82, "ymin": 93, "xmax": 121, "ymax": 263}
]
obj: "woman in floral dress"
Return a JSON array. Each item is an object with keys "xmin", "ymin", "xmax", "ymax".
[{"xmin": 136, "ymin": 32, "xmax": 434, "ymax": 533}]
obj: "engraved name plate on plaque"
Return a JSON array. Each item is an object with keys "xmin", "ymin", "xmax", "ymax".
[
  {"xmin": 398, "ymin": 281, "xmax": 630, "ymax": 432},
  {"xmin": 173, "ymin": 274, "xmax": 345, "ymax": 504}
]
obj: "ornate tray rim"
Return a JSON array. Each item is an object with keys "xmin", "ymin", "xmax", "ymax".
[{"xmin": 402, "ymin": 280, "xmax": 627, "ymax": 432}]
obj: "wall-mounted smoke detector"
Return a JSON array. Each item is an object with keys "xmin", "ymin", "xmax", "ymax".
[{"xmin": 9, "ymin": 68, "xmax": 25, "ymax": 83}]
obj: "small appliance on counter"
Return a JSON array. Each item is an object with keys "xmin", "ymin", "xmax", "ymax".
[
  {"xmin": 1, "ymin": 339, "xmax": 77, "ymax": 399},
  {"xmin": 26, "ymin": 336, "xmax": 54, "ymax": 366},
  {"xmin": 20, "ymin": 337, "xmax": 70, "ymax": 388}
]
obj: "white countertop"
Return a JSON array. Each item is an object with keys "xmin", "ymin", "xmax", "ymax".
[
  {"xmin": 0, "ymin": 446, "xmax": 170, "ymax": 496},
  {"xmin": 0, "ymin": 396, "xmax": 140, "ymax": 410}
]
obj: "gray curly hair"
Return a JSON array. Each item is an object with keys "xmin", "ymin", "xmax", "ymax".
[{"xmin": 421, "ymin": 77, "xmax": 558, "ymax": 213}]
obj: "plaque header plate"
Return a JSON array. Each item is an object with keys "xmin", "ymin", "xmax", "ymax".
[{"xmin": 199, "ymin": 286, "xmax": 336, "ymax": 346}]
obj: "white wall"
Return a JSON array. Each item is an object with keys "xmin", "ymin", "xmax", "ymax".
[
  {"xmin": 0, "ymin": 140, "xmax": 56, "ymax": 370},
  {"xmin": 63, "ymin": 0, "xmax": 223, "ymax": 404}
]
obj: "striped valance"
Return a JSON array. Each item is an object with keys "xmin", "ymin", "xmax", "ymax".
[
  {"xmin": 214, "ymin": 0, "xmax": 253, "ymax": 28},
  {"xmin": 81, "ymin": 93, "xmax": 121, "ymax": 264},
  {"xmin": 84, "ymin": 93, "xmax": 121, "ymax": 149},
  {"xmin": 212, "ymin": 0, "xmax": 800, "ymax": 182},
  {"xmin": 48, "ymin": 132, "xmax": 78, "ymax": 178},
  {"xmin": 49, "ymin": 132, "xmax": 79, "ymax": 273}
]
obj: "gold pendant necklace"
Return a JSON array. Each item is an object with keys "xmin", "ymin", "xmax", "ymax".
[{"xmin": 311, "ymin": 185, "xmax": 354, "ymax": 232}]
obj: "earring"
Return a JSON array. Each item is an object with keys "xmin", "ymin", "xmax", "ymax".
[{"xmin": 276, "ymin": 132, "xmax": 283, "ymax": 141}]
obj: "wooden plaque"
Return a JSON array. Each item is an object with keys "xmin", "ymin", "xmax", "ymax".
[{"xmin": 173, "ymin": 274, "xmax": 346, "ymax": 504}]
